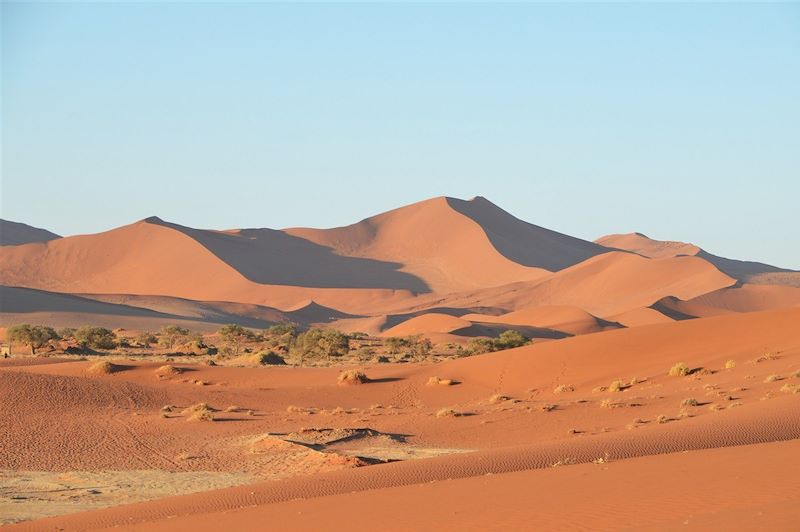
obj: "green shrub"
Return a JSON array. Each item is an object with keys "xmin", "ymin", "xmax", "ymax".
[{"xmin": 74, "ymin": 326, "xmax": 117, "ymax": 350}]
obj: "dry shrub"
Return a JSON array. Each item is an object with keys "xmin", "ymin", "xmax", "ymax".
[
  {"xmin": 247, "ymin": 409, "xmax": 256, "ymax": 416},
  {"xmin": 791, "ymin": 369, "xmax": 800, "ymax": 379},
  {"xmin": 87, "ymin": 360, "xmax": 121, "ymax": 375},
  {"xmin": 286, "ymin": 405, "xmax": 314, "ymax": 414},
  {"xmin": 668, "ymin": 362, "xmax": 690, "ymax": 377},
  {"xmin": 540, "ymin": 403, "xmax": 556, "ymax": 412},
  {"xmin": 161, "ymin": 405, "xmax": 175, "ymax": 412},
  {"xmin": 709, "ymin": 403, "xmax": 724, "ymax": 411},
  {"xmin": 680, "ymin": 398, "xmax": 699, "ymax": 407},
  {"xmin": 780, "ymin": 383, "xmax": 800, "ymax": 394},
  {"xmin": 629, "ymin": 377, "xmax": 644, "ymax": 385},
  {"xmin": 155, "ymin": 364, "xmax": 182, "ymax": 378},
  {"xmin": 592, "ymin": 386, "xmax": 607, "ymax": 393},
  {"xmin": 436, "ymin": 407, "xmax": 461, "ymax": 418},
  {"xmin": 225, "ymin": 405, "xmax": 241, "ymax": 413},
  {"xmin": 182, "ymin": 403, "xmax": 215, "ymax": 422},
  {"xmin": 337, "ymin": 369, "xmax": 369, "ymax": 386},
  {"xmin": 656, "ymin": 414, "xmax": 670, "ymax": 424},
  {"xmin": 427, "ymin": 376, "xmax": 454, "ymax": 386},
  {"xmin": 724, "ymin": 360, "xmax": 736, "ymax": 369},
  {"xmin": 553, "ymin": 384, "xmax": 574, "ymax": 394},
  {"xmin": 728, "ymin": 402, "xmax": 743, "ymax": 409},
  {"xmin": 764, "ymin": 374, "xmax": 781, "ymax": 383}
]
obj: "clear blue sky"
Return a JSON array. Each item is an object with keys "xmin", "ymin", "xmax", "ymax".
[{"xmin": 2, "ymin": 2, "xmax": 799, "ymax": 268}]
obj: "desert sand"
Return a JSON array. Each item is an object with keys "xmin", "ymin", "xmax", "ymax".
[{"xmin": 1, "ymin": 196, "xmax": 799, "ymax": 530}]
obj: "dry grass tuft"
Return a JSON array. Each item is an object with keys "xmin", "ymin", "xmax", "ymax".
[
  {"xmin": 87, "ymin": 360, "xmax": 122, "ymax": 375},
  {"xmin": 539, "ymin": 403, "xmax": 557, "ymax": 412},
  {"xmin": 427, "ymin": 376, "xmax": 454, "ymax": 386},
  {"xmin": 592, "ymin": 386, "xmax": 607, "ymax": 393},
  {"xmin": 224, "ymin": 405, "xmax": 241, "ymax": 413},
  {"xmin": 489, "ymin": 393, "xmax": 511, "ymax": 404},
  {"xmin": 435, "ymin": 407, "xmax": 461, "ymax": 418},
  {"xmin": 608, "ymin": 380, "xmax": 627, "ymax": 393},
  {"xmin": 600, "ymin": 398, "xmax": 624, "ymax": 409},
  {"xmin": 286, "ymin": 405, "xmax": 314, "ymax": 414},
  {"xmin": 680, "ymin": 398, "xmax": 699, "ymax": 407},
  {"xmin": 780, "ymin": 383, "xmax": 800, "ymax": 394},
  {"xmin": 553, "ymin": 384, "xmax": 574, "ymax": 394},
  {"xmin": 755, "ymin": 352, "xmax": 779, "ymax": 363},
  {"xmin": 764, "ymin": 374, "xmax": 781, "ymax": 383},
  {"xmin": 728, "ymin": 402, "xmax": 743, "ymax": 409},
  {"xmin": 724, "ymin": 360, "xmax": 736, "ymax": 369},
  {"xmin": 155, "ymin": 365, "xmax": 182, "ymax": 378},
  {"xmin": 656, "ymin": 414, "xmax": 670, "ymax": 424},
  {"xmin": 629, "ymin": 376, "xmax": 644, "ymax": 385},
  {"xmin": 337, "ymin": 369, "xmax": 369, "ymax": 386},
  {"xmin": 160, "ymin": 405, "xmax": 175, "ymax": 413},
  {"xmin": 668, "ymin": 362, "xmax": 690, "ymax": 377}
]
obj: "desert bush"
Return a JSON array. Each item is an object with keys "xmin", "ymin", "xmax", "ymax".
[
  {"xmin": 656, "ymin": 415, "xmax": 670, "ymax": 424},
  {"xmin": 57, "ymin": 327, "xmax": 76, "ymax": 340},
  {"xmin": 680, "ymin": 398, "xmax": 699, "ymax": 407},
  {"xmin": 75, "ymin": 326, "xmax": 117, "ymax": 350},
  {"xmin": 553, "ymin": 384, "xmax": 574, "ymax": 394},
  {"xmin": 724, "ymin": 359, "xmax": 736, "ymax": 369},
  {"xmin": 668, "ymin": 362, "xmax": 691, "ymax": 377},
  {"xmin": 466, "ymin": 338, "xmax": 495, "ymax": 355},
  {"xmin": 780, "ymin": 383, "xmax": 799, "ymax": 394},
  {"xmin": 435, "ymin": 407, "xmax": 461, "ymax": 418},
  {"xmin": 250, "ymin": 351, "xmax": 286, "ymax": 365},
  {"xmin": 427, "ymin": 376, "xmax": 454, "ymax": 386},
  {"xmin": 494, "ymin": 330, "xmax": 529, "ymax": 350},
  {"xmin": 764, "ymin": 374, "xmax": 781, "ymax": 383},
  {"xmin": 291, "ymin": 328, "xmax": 349, "ymax": 364},
  {"xmin": 7, "ymin": 324, "xmax": 60, "ymax": 354},
  {"xmin": 337, "ymin": 369, "xmax": 369, "ymax": 385},
  {"xmin": 182, "ymin": 403, "xmax": 216, "ymax": 422},
  {"xmin": 600, "ymin": 399, "xmax": 624, "ymax": 409}
]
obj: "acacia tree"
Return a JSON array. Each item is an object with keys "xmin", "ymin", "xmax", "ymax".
[
  {"xmin": 7, "ymin": 324, "xmax": 59, "ymax": 354},
  {"xmin": 158, "ymin": 325, "xmax": 191, "ymax": 349},
  {"xmin": 290, "ymin": 328, "xmax": 350, "ymax": 366},
  {"xmin": 218, "ymin": 324, "xmax": 255, "ymax": 357}
]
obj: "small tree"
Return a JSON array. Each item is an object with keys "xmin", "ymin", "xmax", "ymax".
[
  {"xmin": 7, "ymin": 324, "xmax": 59, "ymax": 354},
  {"xmin": 290, "ymin": 328, "xmax": 349, "ymax": 365},
  {"xmin": 158, "ymin": 325, "xmax": 191, "ymax": 349},
  {"xmin": 384, "ymin": 336, "xmax": 406, "ymax": 355},
  {"xmin": 218, "ymin": 324, "xmax": 256, "ymax": 357},
  {"xmin": 75, "ymin": 326, "xmax": 117, "ymax": 350},
  {"xmin": 406, "ymin": 334, "xmax": 433, "ymax": 358},
  {"xmin": 57, "ymin": 327, "xmax": 76, "ymax": 340}
]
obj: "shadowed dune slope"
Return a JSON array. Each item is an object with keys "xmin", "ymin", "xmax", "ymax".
[
  {"xmin": 149, "ymin": 218, "xmax": 429, "ymax": 292},
  {"xmin": 0, "ymin": 220, "xmax": 60, "ymax": 246},
  {"xmin": 597, "ymin": 232, "xmax": 799, "ymax": 285}
]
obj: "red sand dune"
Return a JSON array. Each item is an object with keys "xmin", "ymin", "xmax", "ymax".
[
  {"xmin": 379, "ymin": 313, "xmax": 472, "ymax": 337},
  {"xmin": 462, "ymin": 305, "xmax": 619, "ymax": 335},
  {"xmin": 688, "ymin": 283, "xmax": 800, "ymax": 313},
  {"xmin": 606, "ymin": 306, "xmax": 675, "ymax": 327},
  {"xmin": 597, "ymin": 231, "xmax": 799, "ymax": 286}
]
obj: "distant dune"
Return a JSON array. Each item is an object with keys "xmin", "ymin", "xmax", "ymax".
[
  {"xmin": 0, "ymin": 220, "xmax": 60, "ymax": 246},
  {"xmin": 1, "ymin": 196, "xmax": 798, "ymax": 331}
]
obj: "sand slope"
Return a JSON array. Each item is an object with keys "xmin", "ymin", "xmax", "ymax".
[{"xmin": 462, "ymin": 305, "xmax": 619, "ymax": 335}]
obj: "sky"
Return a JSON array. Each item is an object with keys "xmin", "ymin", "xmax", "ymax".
[{"xmin": 2, "ymin": 2, "xmax": 799, "ymax": 268}]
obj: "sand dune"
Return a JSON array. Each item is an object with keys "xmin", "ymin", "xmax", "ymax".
[
  {"xmin": 379, "ymin": 313, "xmax": 472, "ymax": 337},
  {"xmin": 462, "ymin": 305, "xmax": 620, "ymax": 336},
  {"xmin": 400, "ymin": 251, "xmax": 737, "ymax": 317},
  {"xmin": 606, "ymin": 306, "xmax": 675, "ymax": 327},
  {"xmin": 0, "ymin": 220, "xmax": 60, "ymax": 246},
  {"xmin": 687, "ymin": 283, "xmax": 800, "ymax": 313},
  {"xmin": 598, "ymin": 231, "xmax": 799, "ymax": 286},
  {"xmin": 286, "ymin": 196, "xmax": 553, "ymax": 293}
]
